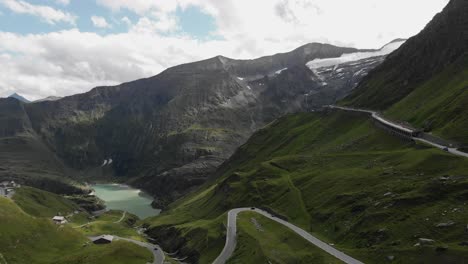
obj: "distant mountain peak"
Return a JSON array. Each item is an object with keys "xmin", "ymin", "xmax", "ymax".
[
  {"xmin": 34, "ymin": 96, "xmax": 62, "ymax": 103},
  {"xmin": 8, "ymin": 93, "xmax": 30, "ymax": 103}
]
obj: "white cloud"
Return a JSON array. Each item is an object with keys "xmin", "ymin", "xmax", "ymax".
[
  {"xmin": 130, "ymin": 14, "xmax": 178, "ymax": 33},
  {"xmin": 96, "ymin": 0, "xmax": 449, "ymax": 49},
  {"xmin": 121, "ymin": 16, "xmax": 132, "ymax": 26},
  {"xmin": 55, "ymin": 0, "xmax": 70, "ymax": 5},
  {"xmin": 0, "ymin": 0, "xmax": 450, "ymax": 100},
  {"xmin": 91, "ymin": 15, "xmax": 110, "ymax": 28},
  {"xmin": 96, "ymin": 0, "xmax": 179, "ymax": 14},
  {"xmin": 1, "ymin": 0, "xmax": 76, "ymax": 25}
]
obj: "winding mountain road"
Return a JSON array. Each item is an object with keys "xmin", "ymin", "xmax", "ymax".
[
  {"xmin": 415, "ymin": 137, "xmax": 468, "ymax": 158},
  {"xmin": 212, "ymin": 208, "xmax": 364, "ymax": 264},
  {"xmin": 89, "ymin": 235, "xmax": 165, "ymax": 264},
  {"xmin": 328, "ymin": 105, "xmax": 468, "ymax": 158}
]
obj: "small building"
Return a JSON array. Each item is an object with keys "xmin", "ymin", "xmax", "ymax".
[
  {"xmin": 0, "ymin": 181, "xmax": 19, "ymax": 188},
  {"xmin": 91, "ymin": 235, "xmax": 114, "ymax": 244},
  {"xmin": 52, "ymin": 216, "xmax": 67, "ymax": 224}
]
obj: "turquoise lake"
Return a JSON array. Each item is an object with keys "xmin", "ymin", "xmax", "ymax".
[{"xmin": 92, "ymin": 184, "xmax": 161, "ymax": 219}]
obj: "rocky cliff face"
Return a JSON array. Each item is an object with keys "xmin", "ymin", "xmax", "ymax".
[
  {"xmin": 0, "ymin": 98, "xmax": 84, "ymax": 194},
  {"xmin": 1, "ymin": 42, "xmax": 398, "ymax": 203}
]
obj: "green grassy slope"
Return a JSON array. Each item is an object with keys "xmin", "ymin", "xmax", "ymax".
[
  {"xmin": 227, "ymin": 211, "xmax": 343, "ymax": 264},
  {"xmin": 385, "ymin": 58, "xmax": 468, "ymax": 144},
  {"xmin": 341, "ymin": 0, "xmax": 468, "ymax": 145},
  {"xmin": 50, "ymin": 240, "xmax": 152, "ymax": 264},
  {"xmin": 145, "ymin": 111, "xmax": 468, "ymax": 263},
  {"xmin": 13, "ymin": 186, "xmax": 79, "ymax": 217},
  {"xmin": 72, "ymin": 210, "xmax": 144, "ymax": 241},
  {"xmin": 0, "ymin": 197, "xmax": 152, "ymax": 264},
  {"xmin": 343, "ymin": 55, "xmax": 468, "ymax": 145}
]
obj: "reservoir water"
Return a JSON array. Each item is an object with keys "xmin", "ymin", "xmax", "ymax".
[{"xmin": 92, "ymin": 183, "xmax": 161, "ymax": 219}]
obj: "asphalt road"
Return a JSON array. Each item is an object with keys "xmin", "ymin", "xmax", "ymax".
[
  {"xmin": 415, "ymin": 137, "xmax": 468, "ymax": 158},
  {"xmin": 212, "ymin": 208, "xmax": 364, "ymax": 264},
  {"xmin": 328, "ymin": 105, "xmax": 468, "ymax": 158},
  {"xmin": 88, "ymin": 235, "xmax": 165, "ymax": 264}
]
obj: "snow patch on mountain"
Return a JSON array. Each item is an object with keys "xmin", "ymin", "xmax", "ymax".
[
  {"xmin": 275, "ymin": 68, "xmax": 288, "ymax": 75},
  {"xmin": 101, "ymin": 158, "xmax": 113, "ymax": 167},
  {"xmin": 311, "ymin": 68, "xmax": 325, "ymax": 82},
  {"xmin": 306, "ymin": 40, "xmax": 405, "ymax": 70}
]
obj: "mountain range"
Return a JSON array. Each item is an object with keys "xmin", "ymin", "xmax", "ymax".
[
  {"xmin": 141, "ymin": 0, "xmax": 468, "ymax": 262},
  {"xmin": 0, "ymin": 39, "xmax": 403, "ymax": 204},
  {"xmin": 0, "ymin": 0, "xmax": 467, "ymax": 263}
]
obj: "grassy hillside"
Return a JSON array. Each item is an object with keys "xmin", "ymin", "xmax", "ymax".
[
  {"xmin": 145, "ymin": 111, "xmax": 468, "ymax": 263},
  {"xmin": 0, "ymin": 197, "xmax": 152, "ymax": 264},
  {"xmin": 385, "ymin": 58, "xmax": 468, "ymax": 144},
  {"xmin": 227, "ymin": 211, "xmax": 343, "ymax": 264},
  {"xmin": 13, "ymin": 186, "xmax": 79, "ymax": 217},
  {"xmin": 0, "ymin": 132, "xmax": 87, "ymax": 195},
  {"xmin": 72, "ymin": 210, "xmax": 143, "ymax": 241},
  {"xmin": 341, "ymin": 0, "xmax": 468, "ymax": 146},
  {"xmin": 343, "ymin": 55, "xmax": 468, "ymax": 146},
  {"xmin": 0, "ymin": 98, "xmax": 87, "ymax": 195}
]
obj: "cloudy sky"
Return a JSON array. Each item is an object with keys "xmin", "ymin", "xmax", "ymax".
[{"xmin": 0, "ymin": 0, "xmax": 449, "ymax": 100}]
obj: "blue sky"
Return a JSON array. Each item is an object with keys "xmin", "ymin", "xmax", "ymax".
[
  {"xmin": 0, "ymin": 0, "xmax": 449, "ymax": 100},
  {"xmin": 0, "ymin": 0, "xmax": 217, "ymax": 38}
]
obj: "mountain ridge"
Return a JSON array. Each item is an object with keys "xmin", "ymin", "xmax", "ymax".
[{"xmin": 0, "ymin": 39, "xmax": 403, "ymax": 204}]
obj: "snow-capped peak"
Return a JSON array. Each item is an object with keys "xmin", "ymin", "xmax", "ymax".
[{"xmin": 306, "ymin": 40, "xmax": 405, "ymax": 70}]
